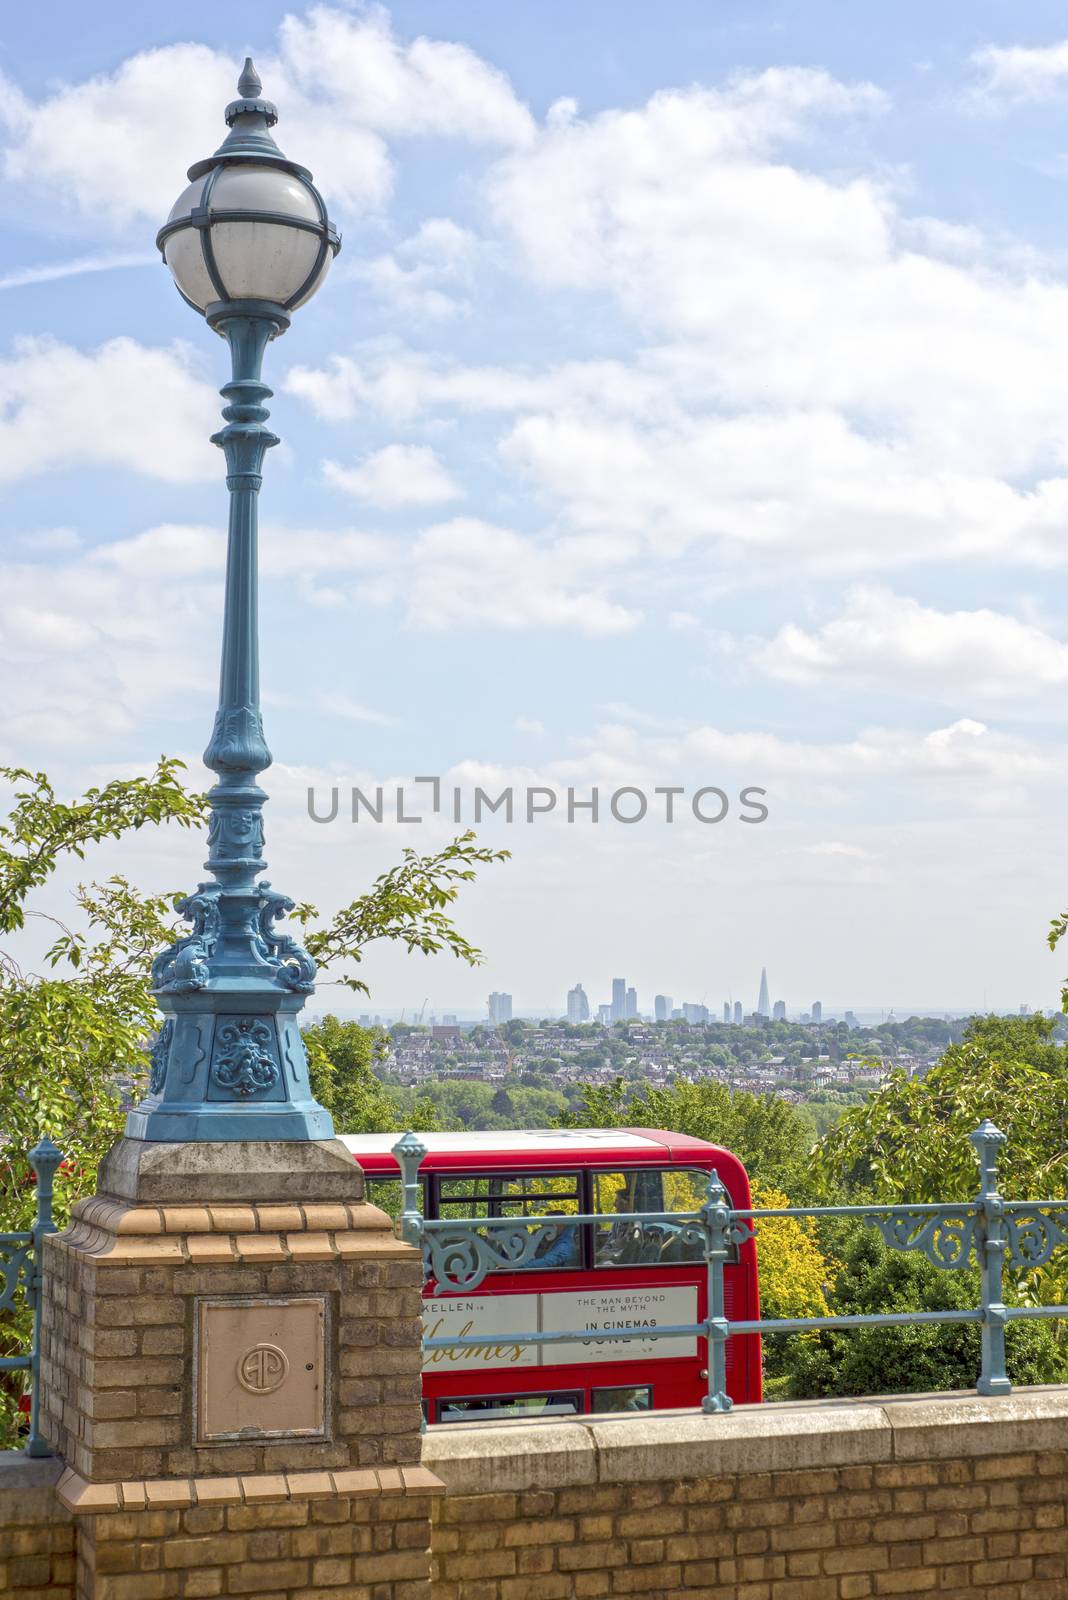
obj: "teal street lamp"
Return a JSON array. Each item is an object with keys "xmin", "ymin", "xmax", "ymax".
[{"xmin": 126, "ymin": 62, "xmax": 341, "ymax": 1142}]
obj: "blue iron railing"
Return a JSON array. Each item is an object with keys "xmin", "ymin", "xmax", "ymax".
[
  {"xmin": 0, "ymin": 1137, "xmax": 63, "ymax": 1456},
  {"xmin": 391, "ymin": 1120, "xmax": 1068, "ymax": 1415}
]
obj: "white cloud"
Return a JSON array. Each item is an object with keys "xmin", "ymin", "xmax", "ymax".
[
  {"xmin": 0, "ymin": 532, "xmax": 218, "ymax": 751},
  {"xmin": 323, "ymin": 443, "xmax": 462, "ymax": 507},
  {"xmin": 284, "ymin": 348, "xmax": 665, "ymax": 424},
  {"xmin": 0, "ymin": 251, "xmax": 155, "ymax": 293},
  {"xmin": 515, "ymin": 717, "xmax": 545, "ymax": 736},
  {"xmin": 278, "ymin": 5, "xmax": 534, "ymax": 146},
  {"xmin": 353, "ymin": 219, "xmax": 481, "ymax": 319},
  {"xmin": 0, "ymin": 337, "xmax": 216, "ymax": 483},
  {"xmin": 500, "ymin": 408, "xmax": 1068, "ymax": 569},
  {"xmin": 320, "ymin": 694, "xmax": 398, "ymax": 727},
  {"xmin": 970, "ymin": 40, "xmax": 1068, "ymax": 105},
  {"xmin": 805, "ymin": 841, "xmax": 876, "ymax": 860},
  {"xmin": 479, "ymin": 64, "xmax": 1068, "ymax": 531},
  {"xmin": 675, "ymin": 717, "xmax": 1049, "ymax": 781},
  {"xmin": 0, "ymin": 8, "xmax": 533, "ymax": 229},
  {"xmin": 754, "ymin": 587, "xmax": 1068, "ymax": 697},
  {"xmin": 401, "ymin": 519, "xmax": 641, "ymax": 635},
  {"xmin": 0, "ymin": 512, "xmax": 640, "ymax": 756}
]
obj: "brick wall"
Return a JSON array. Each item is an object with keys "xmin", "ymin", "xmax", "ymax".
[
  {"xmin": 11, "ymin": 1388, "xmax": 1068, "ymax": 1597},
  {"xmin": 73, "ymin": 1479, "xmax": 439, "ymax": 1600},
  {"xmin": 423, "ymin": 1387, "xmax": 1068, "ymax": 1600},
  {"xmin": 0, "ymin": 1456, "xmax": 74, "ymax": 1599}
]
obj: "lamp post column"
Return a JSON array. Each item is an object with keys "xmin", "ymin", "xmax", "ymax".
[
  {"xmin": 38, "ymin": 63, "xmax": 437, "ymax": 1600},
  {"xmin": 125, "ymin": 65, "xmax": 337, "ymax": 1141}
]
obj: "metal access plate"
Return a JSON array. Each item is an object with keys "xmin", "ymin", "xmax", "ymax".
[{"xmin": 195, "ymin": 1295, "xmax": 328, "ymax": 1442}]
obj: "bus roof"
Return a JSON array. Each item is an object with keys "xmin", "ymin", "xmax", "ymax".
[{"xmin": 338, "ymin": 1127, "xmax": 740, "ymax": 1164}]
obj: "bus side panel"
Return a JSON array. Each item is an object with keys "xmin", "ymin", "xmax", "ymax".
[{"xmin": 421, "ymin": 1255, "xmax": 761, "ymax": 1414}]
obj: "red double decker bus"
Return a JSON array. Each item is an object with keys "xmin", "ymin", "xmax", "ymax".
[{"xmin": 341, "ymin": 1128, "xmax": 761, "ymax": 1424}]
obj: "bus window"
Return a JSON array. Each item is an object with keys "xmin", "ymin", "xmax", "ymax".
[
  {"xmin": 364, "ymin": 1175, "xmax": 418, "ymax": 1220},
  {"xmin": 592, "ymin": 1169, "xmax": 716, "ymax": 1268},
  {"xmin": 436, "ymin": 1391, "xmax": 582, "ymax": 1424},
  {"xmin": 436, "ymin": 1171, "xmax": 582, "ymax": 1271},
  {"xmin": 593, "ymin": 1170, "xmax": 665, "ymax": 1267},
  {"xmin": 591, "ymin": 1385, "xmax": 652, "ymax": 1413}
]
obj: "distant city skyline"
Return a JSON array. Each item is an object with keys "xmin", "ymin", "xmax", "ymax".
[{"xmin": 373, "ymin": 963, "xmax": 1020, "ymax": 1028}]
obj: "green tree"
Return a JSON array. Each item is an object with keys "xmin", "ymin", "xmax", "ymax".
[
  {"xmin": 296, "ymin": 831, "xmax": 508, "ymax": 995},
  {"xmin": 814, "ymin": 1015, "xmax": 1068, "ymax": 1204},
  {"xmin": 779, "ymin": 1225, "xmax": 1062, "ymax": 1399},
  {"xmin": 558, "ymin": 1077, "xmax": 814, "ymax": 1195},
  {"xmin": 302, "ymin": 1015, "xmax": 437, "ymax": 1135}
]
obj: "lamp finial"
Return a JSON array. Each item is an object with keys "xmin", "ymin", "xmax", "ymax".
[{"xmin": 238, "ymin": 58, "xmax": 262, "ymax": 99}]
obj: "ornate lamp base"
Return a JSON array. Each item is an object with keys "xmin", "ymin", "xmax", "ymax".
[{"xmin": 126, "ymin": 991, "xmax": 333, "ymax": 1142}]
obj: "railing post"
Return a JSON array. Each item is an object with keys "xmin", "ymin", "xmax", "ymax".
[
  {"xmin": 971, "ymin": 1119, "xmax": 1011, "ymax": 1398},
  {"xmin": 25, "ymin": 1135, "xmax": 63, "ymax": 1458},
  {"xmin": 392, "ymin": 1131, "xmax": 428, "ymax": 1248},
  {"xmin": 701, "ymin": 1168, "xmax": 733, "ymax": 1415},
  {"xmin": 391, "ymin": 1132, "xmax": 428, "ymax": 1431}
]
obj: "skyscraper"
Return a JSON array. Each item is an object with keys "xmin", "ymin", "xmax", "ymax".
[
  {"xmin": 757, "ymin": 968, "xmax": 770, "ymax": 1018},
  {"xmin": 598, "ymin": 1004, "xmax": 612, "ymax": 1025},
  {"xmin": 611, "ymin": 978, "xmax": 626, "ymax": 1022},
  {"xmin": 772, "ymin": 1000, "xmax": 786, "ymax": 1021},
  {"xmin": 567, "ymin": 983, "xmax": 590, "ymax": 1023},
  {"xmin": 655, "ymin": 995, "xmax": 673, "ymax": 1023},
  {"xmin": 723, "ymin": 1001, "xmax": 731, "ymax": 1024},
  {"xmin": 488, "ymin": 991, "xmax": 512, "ymax": 1024},
  {"xmin": 625, "ymin": 986, "xmax": 638, "ymax": 1019},
  {"xmin": 733, "ymin": 1001, "xmax": 743, "ymax": 1024},
  {"xmin": 812, "ymin": 1000, "xmax": 823, "ymax": 1024}
]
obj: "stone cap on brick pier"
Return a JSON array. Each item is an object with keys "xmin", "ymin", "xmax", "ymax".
[
  {"xmin": 97, "ymin": 1135, "xmax": 365, "ymax": 1204},
  {"xmin": 59, "ymin": 1191, "xmax": 401, "ymax": 1266},
  {"xmin": 55, "ymin": 1463, "xmax": 444, "ymax": 1515}
]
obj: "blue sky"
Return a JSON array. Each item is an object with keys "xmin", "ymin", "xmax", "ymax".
[{"xmin": 3, "ymin": 2, "xmax": 1068, "ymax": 1018}]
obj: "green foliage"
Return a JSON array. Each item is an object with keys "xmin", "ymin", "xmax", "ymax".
[
  {"xmin": 778, "ymin": 1225, "xmax": 1064, "ymax": 1399},
  {"xmin": 750, "ymin": 1184, "xmax": 832, "ymax": 1322},
  {"xmin": 814, "ymin": 1015, "xmax": 1068, "ymax": 1203},
  {"xmin": 402, "ymin": 1077, "xmax": 571, "ymax": 1132},
  {"xmin": 558, "ymin": 1076, "xmax": 815, "ymax": 1195},
  {"xmin": 0, "ymin": 760, "xmax": 206, "ymax": 937},
  {"xmin": 296, "ymin": 831, "xmax": 509, "ymax": 996},
  {"xmin": 0, "ymin": 760, "xmax": 206, "ymax": 1445},
  {"xmin": 303, "ymin": 1016, "xmax": 437, "ymax": 1135},
  {"xmin": 0, "ymin": 756, "xmax": 207, "ymax": 1232}
]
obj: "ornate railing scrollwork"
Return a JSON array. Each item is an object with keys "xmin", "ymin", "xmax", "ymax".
[
  {"xmin": 0, "ymin": 1238, "xmax": 33, "ymax": 1315},
  {"xmin": 1003, "ymin": 1207, "xmax": 1068, "ymax": 1271},
  {"xmin": 872, "ymin": 1209, "xmax": 978, "ymax": 1269},
  {"xmin": 424, "ymin": 1222, "xmax": 561, "ymax": 1290}
]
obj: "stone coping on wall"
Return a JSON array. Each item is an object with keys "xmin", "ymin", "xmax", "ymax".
[
  {"xmin": 0, "ymin": 1453, "xmax": 69, "ymax": 1521},
  {"xmin": 421, "ymin": 1384, "xmax": 1068, "ymax": 1494},
  {"xmin": 53, "ymin": 1462, "xmax": 444, "ymax": 1515}
]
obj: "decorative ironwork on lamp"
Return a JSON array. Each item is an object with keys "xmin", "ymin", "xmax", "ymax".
[{"xmin": 127, "ymin": 60, "xmax": 340, "ymax": 1141}]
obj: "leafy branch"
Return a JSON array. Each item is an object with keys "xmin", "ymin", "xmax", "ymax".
[
  {"xmin": 294, "ymin": 830, "xmax": 510, "ymax": 994},
  {"xmin": 0, "ymin": 758, "xmax": 206, "ymax": 936}
]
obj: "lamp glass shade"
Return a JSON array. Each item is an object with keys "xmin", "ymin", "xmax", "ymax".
[
  {"xmin": 163, "ymin": 178, "xmax": 216, "ymax": 309},
  {"xmin": 163, "ymin": 163, "xmax": 332, "ymax": 312}
]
